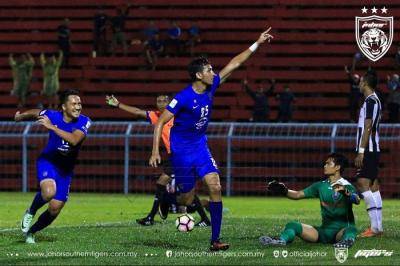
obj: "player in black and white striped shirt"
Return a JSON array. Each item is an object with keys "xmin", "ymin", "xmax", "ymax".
[{"xmin": 354, "ymin": 72, "xmax": 383, "ymax": 237}]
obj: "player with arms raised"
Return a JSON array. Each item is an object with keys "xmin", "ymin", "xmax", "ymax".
[
  {"xmin": 17, "ymin": 89, "xmax": 91, "ymax": 244},
  {"xmin": 149, "ymin": 28, "xmax": 273, "ymax": 251},
  {"xmin": 260, "ymin": 153, "xmax": 359, "ymax": 248},
  {"xmin": 106, "ymin": 94, "xmax": 210, "ymax": 226}
]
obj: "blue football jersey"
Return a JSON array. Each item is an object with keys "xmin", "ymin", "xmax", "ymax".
[
  {"xmin": 38, "ymin": 109, "xmax": 91, "ymax": 171},
  {"xmin": 166, "ymin": 74, "xmax": 220, "ymax": 152}
]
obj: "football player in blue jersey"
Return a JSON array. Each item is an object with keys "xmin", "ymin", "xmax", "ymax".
[
  {"xmin": 15, "ymin": 89, "xmax": 91, "ymax": 244},
  {"xmin": 150, "ymin": 28, "xmax": 273, "ymax": 251}
]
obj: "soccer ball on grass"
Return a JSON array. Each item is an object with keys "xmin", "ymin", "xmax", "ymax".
[{"xmin": 175, "ymin": 214, "xmax": 195, "ymax": 232}]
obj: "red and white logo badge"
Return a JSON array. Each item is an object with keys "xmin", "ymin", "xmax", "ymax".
[{"xmin": 355, "ymin": 7, "xmax": 393, "ymax": 62}]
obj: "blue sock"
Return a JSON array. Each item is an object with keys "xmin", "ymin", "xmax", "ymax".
[
  {"xmin": 209, "ymin": 201, "xmax": 223, "ymax": 242},
  {"xmin": 28, "ymin": 192, "xmax": 48, "ymax": 216}
]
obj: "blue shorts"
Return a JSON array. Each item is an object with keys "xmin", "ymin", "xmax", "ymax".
[
  {"xmin": 171, "ymin": 145, "xmax": 219, "ymax": 193},
  {"xmin": 37, "ymin": 159, "xmax": 72, "ymax": 202}
]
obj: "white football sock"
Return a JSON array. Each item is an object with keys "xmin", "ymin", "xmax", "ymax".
[
  {"xmin": 362, "ymin": 190, "xmax": 379, "ymax": 233},
  {"xmin": 372, "ymin": 190, "xmax": 383, "ymax": 232}
]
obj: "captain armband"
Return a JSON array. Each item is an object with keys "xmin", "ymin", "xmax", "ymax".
[{"xmin": 349, "ymin": 193, "xmax": 360, "ymax": 204}]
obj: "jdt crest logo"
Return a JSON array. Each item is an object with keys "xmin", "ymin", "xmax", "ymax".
[
  {"xmin": 335, "ymin": 247, "xmax": 348, "ymax": 263},
  {"xmin": 355, "ymin": 6, "xmax": 393, "ymax": 62}
]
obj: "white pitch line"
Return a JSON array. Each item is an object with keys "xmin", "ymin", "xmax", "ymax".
[
  {"xmin": 0, "ymin": 228, "xmax": 18, "ymax": 232},
  {"xmin": 0, "ymin": 219, "xmax": 243, "ymax": 233},
  {"xmin": 0, "ymin": 221, "xmax": 134, "ymax": 233}
]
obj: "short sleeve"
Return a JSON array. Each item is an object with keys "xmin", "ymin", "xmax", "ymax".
[
  {"xmin": 303, "ymin": 182, "xmax": 320, "ymax": 198},
  {"xmin": 166, "ymin": 92, "xmax": 185, "ymax": 115},
  {"xmin": 147, "ymin": 111, "xmax": 158, "ymax": 125},
  {"xmin": 146, "ymin": 111, "xmax": 151, "ymax": 124},
  {"xmin": 365, "ymin": 98, "xmax": 376, "ymax": 119},
  {"xmin": 209, "ymin": 74, "xmax": 221, "ymax": 95},
  {"xmin": 39, "ymin": 109, "xmax": 48, "ymax": 116},
  {"xmin": 39, "ymin": 109, "xmax": 57, "ymax": 122},
  {"xmin": 345, "ymin": 184, "xmax": 357, "ymax": 194},
  {"xmin": 76, "ymin": 117, "xmax": 91, "ymax": 136}
]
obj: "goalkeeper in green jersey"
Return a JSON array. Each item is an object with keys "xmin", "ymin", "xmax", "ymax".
[{"xmin": 260, "ymin": 153, "xmax": 360, "ymax": 248}]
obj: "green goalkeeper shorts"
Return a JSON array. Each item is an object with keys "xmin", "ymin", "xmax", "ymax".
[{"xmin": 315, "ymin": 224, "xmax": 356, "ymax": 244}]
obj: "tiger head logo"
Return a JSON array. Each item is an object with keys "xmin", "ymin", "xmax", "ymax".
[
  {"xmin": 355, "ymin": 14, "xmax": 393, "ymax": 62},
  {"xmin": 360, "ymin": 28, "xmax": 389, "ymax": 57}
]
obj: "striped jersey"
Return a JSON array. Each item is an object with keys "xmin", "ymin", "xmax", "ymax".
[{"xmin": 356, "ymin": 92, "xmax": 381, "ymax": 153}]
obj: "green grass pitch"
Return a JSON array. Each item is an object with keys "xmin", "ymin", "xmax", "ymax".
[{"xmin": 0, "ymin": 192, "xmax": 399, "ymax": 265}]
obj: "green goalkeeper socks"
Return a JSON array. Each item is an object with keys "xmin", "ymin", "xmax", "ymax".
[
  {"xmin": 342, "ymin": 226, "xmax": 357, "ymax": 241},
  {"xmin": 280, "ymin": 221, "xmax": 303, "ymax": 243}
]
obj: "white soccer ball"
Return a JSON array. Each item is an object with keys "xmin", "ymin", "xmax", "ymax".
[{"xmin": 175, "ymin": 214, "xmax": 195, "ymax": 232}]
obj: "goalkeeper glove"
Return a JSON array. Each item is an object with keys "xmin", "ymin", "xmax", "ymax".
[{"xmin": 267, "ymin": 180, "xmax": 288, "ymax": 196}]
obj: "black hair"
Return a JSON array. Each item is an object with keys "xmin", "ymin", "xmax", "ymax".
[
  {"xmin": 327, "ymin": 153, "xmax": 349, "ymax": 174},
  {"xmin": 188, "ymin": 57, "xmax": 210, "ymax": 82},
  {"xmin": 363, "ymin": 71, "xmax": 378, "ymax": 90},
  {"xmin": 59, "ymin": 89, "xmax": 80, "ymax": 105},
  {"xmin": 156, "ymin": 94, "xmax": 170, "ymax": 99}
]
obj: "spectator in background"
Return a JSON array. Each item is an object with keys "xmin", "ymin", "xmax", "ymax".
[
  {"xmin": 93, "ymin": 8, "xmax": 108, "ymax": 57},
  {"xmin": 111, "ymin": 4, "xmax": 130, "ymax": 56},
  {"xmin": 185, "ymin": 23, "xmax": 201, "ymax": 56},
  {"xmin": 165, "ymin": 20, "xmax": 182, "ymax": 57},
  {"xmin": 367, "ymin": 66, "xmax": 377, "ymax": 76},
  {"xmin": 144, "ymin": 33, "xmax": 164, "ymax": 70},
  {"xmin": 276, "ymin": 85, "xmax": 295, "ymax": 122},
  {"xmin": 143, "ymin": 20, "xmax": 159, "ymax": 41},
  {"xmin": 41, "ymin": 51, "xmax": 63, "ymax": 109},
  {"xmin": 386, "ymin": 74, "xmax": 399, "ymax": 91},
  {"xmin": 9, "ymin": 53, "xmax": 35, "ymax": 107},
  {"xmin": 386, "ymin": 74, "xmax": 400, "ymax": 123},
  {"xmin": 344, "ymin": 65, "xmax": 361, "ymax": 122},
  {"xmin": 57, "ymin": 18, "xmax": 71, "ymax": 68},
  {"xmin": 394, "ymin": 45, "xmax": 400, "ymax": 69},
  {"xmin": 354, "ymin": 51, "xmax": 364, "ymax": 63},
  {"xmin": 242, "ymin": 78, "xmax": 275, "ymax": 122}
]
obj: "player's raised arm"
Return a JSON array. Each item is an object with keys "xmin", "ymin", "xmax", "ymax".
[
  {"xmin": 267, "ymin": 180, "xmax": 305, "ymax": 200},
  {"xmin": 14, "ymin": 109, "xmax": 42, "ymax": 122},
  {"xmin": 27, "ymin": 53, "xmax": 35, "ymax": 64},
  {"xmin": 9, "ymin": 53, "xmax": 16, "ymax": 66},
  {"xmin": 149, "ymin": 109, "xmax": 174, "ymax": 167},
  {"xmin": 58, "ymin": 50, "xmax": 63, "ymax": 62},
  {"xmin": 106, "ymin": 95, "xmax": 147, "ymax": 119},
  {"xmin": 40, "ymin": 53, "xmax": 46, "ymax": 66},
  {"xmin": 219, "ymin": 27, "xmax": 273, "ymax": 84}
]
